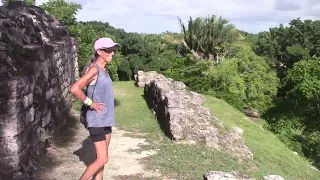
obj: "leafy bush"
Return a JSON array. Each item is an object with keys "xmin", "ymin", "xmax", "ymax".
[
  {"xmin": 108, "ymin": 54, "xmax": 121, "ymax": 81},
  {"xmin": 201, "ymin": 45, "xmax": 278, "ymax": 112},
  {"xmin": 117, "ymin": 57, "xmax": 132, "ymax": 81}
]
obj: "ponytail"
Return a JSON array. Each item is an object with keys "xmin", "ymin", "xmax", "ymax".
[{"xmin": 80, "ymin": 51, "xmax": 100, "ymax": 76}]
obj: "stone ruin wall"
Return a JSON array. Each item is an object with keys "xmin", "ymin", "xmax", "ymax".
[
  {"xmin": 135, "ymin": 71, "xmax": 253, "ymax": 160},
  {"xmin": 0, "ymin": 2, "xmax": 78, "ymax": 179},
  {"xmin": 135, "ymin": 71, "xmax": 288, "ymax": 179}
]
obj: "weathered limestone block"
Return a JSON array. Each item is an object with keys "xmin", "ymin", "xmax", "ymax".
[
  {"xmin": 263, "ymin": 175, "xmax": 286, "ymax": 180},
  {"xmin": 243, "ymin": 107, "xmax": 261, "ymax": 118},
  {"xmin": 204, "ymin": 171, "xmax": 254, "ymax": 180},
  {"xmin": 0, "ymin": 2, "xmax": 78, "ymax": 179},
  {"xmin": 134, "ymin": 70, "xmax": 166, "ymax": 87},
  {"xmin": 204, "ymin": 171, "xmax": 286, "ymax": 180},
  {"xmin": 139, "ymin": 71, "xmax": 253, "ymax": 160}
]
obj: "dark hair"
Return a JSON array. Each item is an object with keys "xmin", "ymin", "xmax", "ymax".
[
  {"xmin": 80, "ymin": 51, "xmax": 99, "ymax": 76},
  {"xmin": 92, "ymin": 51, "xmax": 99, "ymax": 62}
]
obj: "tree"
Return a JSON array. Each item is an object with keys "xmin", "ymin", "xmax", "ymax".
[
  {"xmin": 254, "ymin": 18, "xmax": 320, "ymax": 69},
  {"xmin": 285, "ymin": 58, "xmax": 320, "ymax": 131},
  {"xmin": 254, "ymin": 18, "xmax": 320, "ymax": 168},
  {"xmin": 39, "ymin": 0, "xmax": 81, "ymax": 26},
  {"xmin": 207, "ymin": 44, "xmax": 279, "ymax": 112},
  {"xmin": 178, "ymin": 15, "xmax": 240, "ymax": 64}
]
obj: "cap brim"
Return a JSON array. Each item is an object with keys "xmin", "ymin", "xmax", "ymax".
[
  {"xmin": 100, "ymin": 43, "xmax": 120, "ymax": 50},
  {"xmin": 112, "ymin": 43, "xmax": 120, "ymax": 48},
  {"xmin": 95, "ymin": 43, "xmax": 121, "ymax": 51}
]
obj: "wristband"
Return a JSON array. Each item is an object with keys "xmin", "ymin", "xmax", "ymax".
[
  {"xmin": 87, "ymin": 99, "xmax": 93, "ymax": 106},
  {"xmin": 84, "ymin": 97, "xmax": 93, "ymax": 106},
  {"xmin": 84, "ymin": 97, "xmax": 90, "ymax": 104}
]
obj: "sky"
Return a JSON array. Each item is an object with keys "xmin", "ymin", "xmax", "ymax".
[{"xmin": 6, "ymin": 0, "xmax": 320, "ymax": 34}]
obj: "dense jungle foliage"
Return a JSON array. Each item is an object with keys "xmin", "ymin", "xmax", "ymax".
[{"xmin": 7, "ymin": 0, "xmax": 319, "ymax": 170}]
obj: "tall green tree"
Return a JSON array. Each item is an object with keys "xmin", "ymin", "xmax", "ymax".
[
  {"xmin": 254, "ymin": 18, "xmax": 320, "ymax": 168},
  {"xmin": 207, "ymin": 44, "xmax": 279, "ymax": 112},
  {"xmin": 178, "ymin": 15, "xmax": 240, "ymax": 64},
  {"xmin": 285, "ymin": 58, "xmax": 320, "ymax": 131},
  {"xmin": 39, "ymin": 0, "xmax": 81, "ymax": 26},
  {"xmin": 254, "ymin": 18, "xmax": 320, "ymax": 69}
]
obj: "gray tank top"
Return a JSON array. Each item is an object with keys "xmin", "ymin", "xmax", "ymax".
[{"xmin": 86, "ymin": 63, "xmax": 115, "ymax": 127}]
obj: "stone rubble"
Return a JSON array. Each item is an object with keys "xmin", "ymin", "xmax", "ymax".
[
  {"xmin": 204, "ymin": 171, "xmax": 254, "ymax": 180},
  {"xmin": 136, "ymin": 70, "xmax": 286, "ymax": 180},
  {"xmin": 136, "ymin": 71, "xmax": 253, "ymax": 160}
]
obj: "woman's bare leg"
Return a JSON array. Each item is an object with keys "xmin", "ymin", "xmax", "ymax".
[
  {"xmin": 79, "ymin": 138, "xmax": 109, "ymax": 180},
  {"xmin": 92, "ymin": 134, "xmax": 112, "ymax": 180}
]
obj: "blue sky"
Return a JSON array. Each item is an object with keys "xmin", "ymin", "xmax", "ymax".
[{"xmin": 13, "ymin": 0, "xmax": 320, "ymax": 34}]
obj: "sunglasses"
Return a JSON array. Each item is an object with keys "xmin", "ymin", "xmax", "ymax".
[{"xmin": 101, "ymin": 48, "xmax": 116, "ymax": 53}]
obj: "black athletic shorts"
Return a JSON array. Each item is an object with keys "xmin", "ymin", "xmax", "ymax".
[{"xmin": 88, "ymin": 126, "xmax": 112, "ymax": 142}]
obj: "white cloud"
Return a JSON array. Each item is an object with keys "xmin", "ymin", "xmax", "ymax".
[
  {"xmin": 3, "ymin": 0, "xmax": 320, "ymax": 34},
  {"xmin": 69, "ymin": 0, "xmax": 320, "ymax": 34}
]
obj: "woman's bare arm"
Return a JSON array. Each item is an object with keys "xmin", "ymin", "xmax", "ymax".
[{"xmin": 70, "ymin": 66, "xmax": 98, "ymax": 101}]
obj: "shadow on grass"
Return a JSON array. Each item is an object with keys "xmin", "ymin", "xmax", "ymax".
[
  {"xmin": 52, "ymin": 113, "xmax": 79, "ymax": 148},
  {"xmin": 141, "ymin": 93, "xmax": 174, "ymax": 141},
  {"xmin": 114, "ymin": 98, "xmax": 120, "ymax": 106}
]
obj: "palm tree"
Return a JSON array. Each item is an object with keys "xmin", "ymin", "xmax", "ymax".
[{"xmin": 178, "ymin": 15, "xmax": 240, "ymax": 64}]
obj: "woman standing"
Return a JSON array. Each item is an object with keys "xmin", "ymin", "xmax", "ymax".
[{"xmin": 70, "ymin": 37, "xmax": 120, "ymax": 180}]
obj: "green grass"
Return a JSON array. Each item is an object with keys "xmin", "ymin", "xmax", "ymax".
[
  {"xmin": 203, "ymin": 96, "xmax": 320, "ymax": 179},
  {"xmin": 98, "ymin": 81, "xmax": 320, "ymax": 179},
  {"xmin": 112, "ymin": 81, "xmax": 161, "ymax": 136}
]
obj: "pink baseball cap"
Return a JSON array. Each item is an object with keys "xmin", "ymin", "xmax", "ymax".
[{"xmin": 94, "ymin": 37, "xmax": 120, "ymax": 51}]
